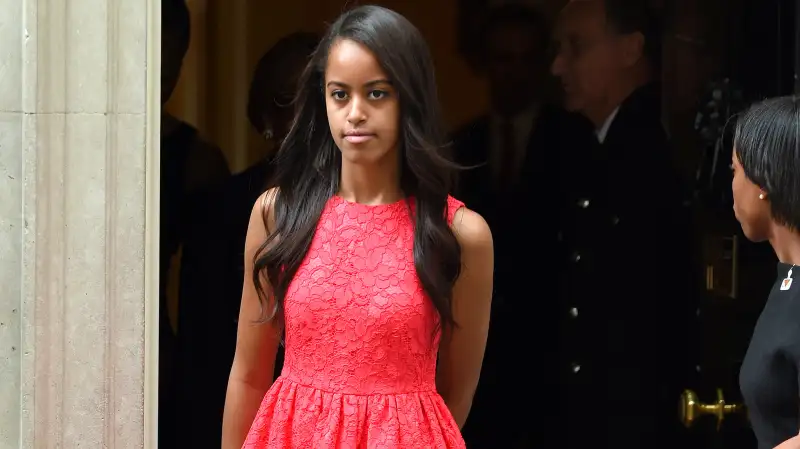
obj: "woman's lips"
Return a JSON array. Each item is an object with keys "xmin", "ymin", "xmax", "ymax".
[{"xmin": 344, "ymin": 134, "xmax": 374, "ymax": 143}]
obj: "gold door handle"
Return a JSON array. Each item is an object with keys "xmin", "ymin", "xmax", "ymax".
[{"xmin": 680, "ymin": 388, "xmax": 745, "ymax": 430}]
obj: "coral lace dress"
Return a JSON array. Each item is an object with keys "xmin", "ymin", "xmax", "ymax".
[{"xmin": 242, "ymin": 195, "xmax": 467, "ymax": 449}]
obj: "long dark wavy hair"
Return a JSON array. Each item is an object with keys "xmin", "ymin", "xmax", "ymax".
[{"xmin": 252, "ymin": 5, "xmax": 462, "ymax": 332}]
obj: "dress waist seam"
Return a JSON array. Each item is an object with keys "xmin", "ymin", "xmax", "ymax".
[{"xmin": 277, "ymin": 375, "xmax": 438, "ymax": 397}]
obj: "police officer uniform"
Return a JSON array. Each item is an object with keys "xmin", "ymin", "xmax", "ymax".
[{"xmin": 552, "ymin": 82, "xmax": 694, "ymax": 448}]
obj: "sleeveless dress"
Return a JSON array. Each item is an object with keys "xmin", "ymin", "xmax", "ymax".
[{"xmin": 242, "ymin": 195, "xmax": 467, "ymax": 449}]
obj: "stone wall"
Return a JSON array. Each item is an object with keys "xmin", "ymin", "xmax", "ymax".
[{"xmin": 0, "ymin": 0, "xmax": 155, "ymax": 447}]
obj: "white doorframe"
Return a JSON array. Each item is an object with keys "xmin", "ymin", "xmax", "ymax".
[{"xmin": 145, "ymin": 0, "xmax": 162, "ymax": 447}]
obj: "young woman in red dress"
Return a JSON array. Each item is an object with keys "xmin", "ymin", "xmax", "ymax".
[{"xmin": 221, "ymin": 5, "xmax": 494, "ymax": 448}]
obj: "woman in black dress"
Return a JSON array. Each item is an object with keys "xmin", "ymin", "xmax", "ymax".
[{"xmin": 734, "ymin": 96, "xmax": 800, "ymax": 449}]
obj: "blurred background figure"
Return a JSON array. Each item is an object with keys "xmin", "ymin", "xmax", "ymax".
[
  {"xmin": 160, "ymin": 0, "xmax": 230, "ymax": 446},
  {"xmin": 548, "ymin": 0, "xmax": 693, "ymax": 447},
  {"xmin": 174, "ymin": 31, "xmax": 320, "ymax": 447},
  {"xmin": 452, "ymin": 4, "xmax": 584, "ymax": 448}
]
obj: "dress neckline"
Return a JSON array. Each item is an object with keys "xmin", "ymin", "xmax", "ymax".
[
  {"xmin": 777, "ymin": 262, "xmax": 796, "ymax": 272},
  {"xmin": 331, "ymin": 194, "xmax": 411, "ymax": 211}
]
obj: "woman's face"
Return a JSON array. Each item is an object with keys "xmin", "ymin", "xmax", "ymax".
[
  {"xmin": 732, "ymin": 150, "xmax": 771, "ymax": 241},
  {"xmin": 324, "ymin": 39, "xmax": 400, "ymax": 166}
]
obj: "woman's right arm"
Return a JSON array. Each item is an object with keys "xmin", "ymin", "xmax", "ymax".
[{"xmin": 221, "ymin": 190, "xmax": 282, "ymax": 449}]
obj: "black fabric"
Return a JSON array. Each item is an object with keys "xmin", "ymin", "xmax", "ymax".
[
  {"xmin": 740, "ymin": 262, "xmax": 800, "ymax": 449},
  {"xmin": 552, "ymin": 82, "xmax": 695, "ymax": 448},
  {"xmin": 159, "ymin": 121, "xmax": 196, "ymax": 449},
  {"xmin": 174, "ymin": 158, "xmax": 280, "ymax": 446},
  {"xmin": 453, "ymin": 103, "xmax": 585, "ymax": 447}
]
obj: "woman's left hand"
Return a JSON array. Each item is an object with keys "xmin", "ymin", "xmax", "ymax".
[{"xmin": 774, "ymin": 435, "xmax": 800, "ymax": 449}]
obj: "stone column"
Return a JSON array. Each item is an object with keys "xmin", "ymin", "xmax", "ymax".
[{"xmin": 0, "ymin": 0, "xmax": 156, "ymax": 447}]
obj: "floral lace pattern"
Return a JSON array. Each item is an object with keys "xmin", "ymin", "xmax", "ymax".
[{"xmin": 242, "ymin": 195, "xmax": 466, "ymax": 448}]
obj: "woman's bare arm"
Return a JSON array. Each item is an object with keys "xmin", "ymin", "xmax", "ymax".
[
  {"xmin": 221, "ymin": 189, "xmax": 282, "ymax": 449},
  {"xmin": 436, "ymin": 207, "xmax": 494, "ymax": 428}
]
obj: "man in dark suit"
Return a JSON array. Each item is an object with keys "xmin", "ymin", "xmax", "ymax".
[
  {"xmin": 549, "ymin": 1, "xmax": 694, "ymax": 447},
  {"xmin": 453, "ymin": 4, "xmax": 582, "ymax": 447},
  {"xmin": 454, "ymin": 3, "xmax": 556, "ymax": 214}
]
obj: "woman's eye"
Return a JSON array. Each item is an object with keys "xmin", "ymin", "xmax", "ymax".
[
  {"xmin": 331, "ymin": 90, "xmax": 348, "ymax": 100},
  {"xmin": 369, "ymin": 90, "xmax": 388, "ymax": 100}
]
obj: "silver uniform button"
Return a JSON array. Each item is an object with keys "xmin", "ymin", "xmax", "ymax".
[
  {"xmin": 578, "ymin": 198, "xmax": 590, "ymax": 208},
  {"xmin": 573, "ymin": 252, "xmax": 581, "ymax": 262},
  {"xmin": 571, "ymin": 363, "xmax": 581, "ymax": 373},
  {"xmin": 611, "ymin": 215, "xmax": 620, "ymax": 225},
  {"xmin": 569, "ymin": 307, "xmax": 578, "ymax": 318}
]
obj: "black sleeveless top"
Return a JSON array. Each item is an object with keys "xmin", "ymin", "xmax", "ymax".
[{"xmin": 740, "ymin": 262, "xmax": 800, "ymax": 448}]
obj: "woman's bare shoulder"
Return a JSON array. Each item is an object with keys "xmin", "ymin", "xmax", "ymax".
[
  {"xmin": 252, "ymin": 187, "xmax": 280, "ymax": 235},
  {"xmin": 450, "ymin": 206, "xmax": 492, "ymax": 251}
]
